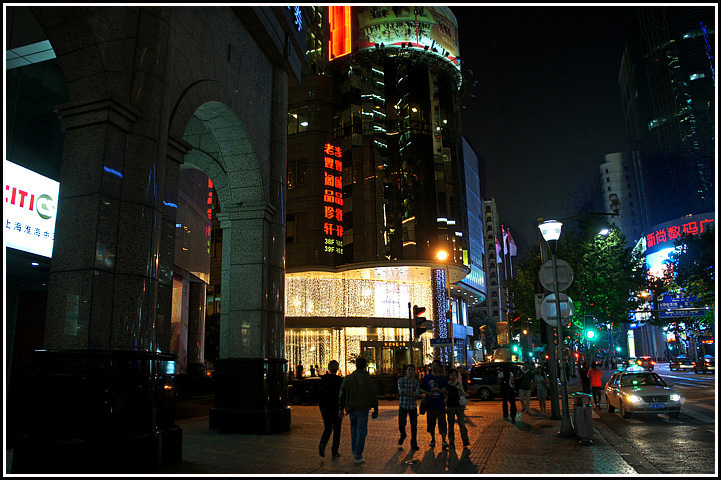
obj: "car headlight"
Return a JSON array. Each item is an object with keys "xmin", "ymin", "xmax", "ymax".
[
  {"xmin": 670, "ymin": 394, "xmax": 681, "ymax": 401},
  {"xmin": 627, "ymin": 395, "xmax": 642, "ymax": 403}
]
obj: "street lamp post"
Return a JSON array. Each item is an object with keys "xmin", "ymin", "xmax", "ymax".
[{"xmin": 539, "ymin": 220, "xmax": 575, "ymax": 438}]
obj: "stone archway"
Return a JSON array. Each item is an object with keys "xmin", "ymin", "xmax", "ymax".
[{"xmin": 181, "ymin": 101, "xmax": 290, "ymax": 433}]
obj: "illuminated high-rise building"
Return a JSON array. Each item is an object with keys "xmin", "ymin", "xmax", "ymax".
[
  {"xmin": 284, "ymin": 6, "xmax": 485, "ymax": 375},
  {"xmin": 618, "ymin": 6, "xmax": 715, "ymax": 232}
]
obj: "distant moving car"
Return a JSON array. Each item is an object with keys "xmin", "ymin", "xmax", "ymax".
[
  {"xmin": 636, "ymin": 356, "xmax": 655, "ymax": 371},
  {"xmin": 288, "ymin": 377, "xmax": 323, "ymax": 405},
  {"xmin": 669, "ymin": 355, "xmax": 694, "ymax": 371},
  {"xmin": 604, "ymin": 370, "xmax": 682, "ymax": 419},
  {"xmin": 693, "ymin": 355, "xmax": 715, "ymax": 374}
]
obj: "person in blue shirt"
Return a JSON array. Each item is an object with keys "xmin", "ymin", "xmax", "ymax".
[{"xmin": 419, "ymin": 359, "xmax": 449, "ymax": 448}]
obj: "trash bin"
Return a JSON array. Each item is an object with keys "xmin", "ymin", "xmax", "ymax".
[{"xmin": 572, "ymin": 393, "xmax": 594, "ymax": 445}]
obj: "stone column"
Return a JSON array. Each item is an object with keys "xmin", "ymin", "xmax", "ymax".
[
  {"xmin": 13, "ymin": 8, "xmax": 182, "ymax": 473},
  {"xmin": 209, "ymin": 200, "xmax": 290, "ymax": 433}
]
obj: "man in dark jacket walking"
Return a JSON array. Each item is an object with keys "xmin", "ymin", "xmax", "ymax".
[
  {"xmin": 318, "ymin": 360, "xmax": 343, "ymax": 458},
  {"xmin": 339, "ymin": 357, "xmax": 379, "ymax": 465}
]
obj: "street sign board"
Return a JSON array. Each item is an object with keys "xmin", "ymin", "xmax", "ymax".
[
  {"xmin": 539, "ymin": 259, "xmax": 573, "ymax": 292},
  {"xmin": 657, "ymin": 295, "xmax": 706, "ymax": 318},
  {"xmin": 540, "ymin": 293, "xmax": 574, "ymax": 327},
  {"xmin": 430, "ymin": 338, "xmax": 452, "ymax": 347}
]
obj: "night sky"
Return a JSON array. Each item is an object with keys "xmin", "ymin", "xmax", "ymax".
[{"xmin": 451, "ymin": 5, "xmax": 638, "ymax": 256}]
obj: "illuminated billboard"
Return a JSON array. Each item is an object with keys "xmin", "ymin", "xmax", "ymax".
[
  {"xmin": 4, "ymin": 159, "xmax": 60, "ymax": 258},
  {"xmin": 643, "ymin": 212, "xmax": 714, "ymax": 280},
  {"xmin": 329, "ymin": 6, "xmax": 460, "ymax": 69}
]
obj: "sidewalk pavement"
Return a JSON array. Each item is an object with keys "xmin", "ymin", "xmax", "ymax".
[
  {"xmin": 152, "ymin": 374, "xmax": 641, "ymax": 475},
  {"xmin": 6, "ymin": 371, "xmax": 647, "ymax": 475}
]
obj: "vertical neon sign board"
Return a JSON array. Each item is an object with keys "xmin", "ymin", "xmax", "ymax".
[
  {"xmin": 322, "ymin": 143, "xmax": 344, "ymax": 255},
  {"xmin": 329, "ymin": 5, "xmax": 352, "ymax": 61}
]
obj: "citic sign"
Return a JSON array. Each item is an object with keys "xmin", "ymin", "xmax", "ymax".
[{"xmin": 4, "ymin": 159, "xmax": 60, "ymax": 258}]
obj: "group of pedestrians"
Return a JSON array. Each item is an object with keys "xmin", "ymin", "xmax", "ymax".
[
  {"xmin": 498, "ymin": 362, "xmax": 551, "ymax": 423},
  {"xmin": 315, "ymin": 357, "xmax": 473, "ymax": 465},
  {"xmin": 579, "ymin": 361, "xmax": 604, "ymax": 409}
]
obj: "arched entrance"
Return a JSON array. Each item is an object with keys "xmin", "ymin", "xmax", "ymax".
[{"xmin": 181, "ymin": 101, "xmax": 290, "ymax": 432}]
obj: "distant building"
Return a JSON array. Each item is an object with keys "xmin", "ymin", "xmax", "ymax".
[{"xmin": 599, "ymin": 152, "xmax": 643, "ymax": 244}]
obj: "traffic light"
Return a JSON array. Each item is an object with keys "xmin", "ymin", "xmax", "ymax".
[
  {"xmin": 584, "ymin": 315, "xmax": 597, "ymax": 341},
  {"xmin": 413, "ymin": 305, "xmax": 428, "ymax": 338}
]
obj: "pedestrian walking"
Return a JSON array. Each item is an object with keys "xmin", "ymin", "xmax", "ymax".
[
  {"xmin": 397, "ymin": 364, "xmax": 420, "ymax": 450},
  {"xmin": 533, "ymin": 368, "xmax": 550, "ymax": 414},
  {"xmin": 296, "ymin": 363, "xmax": 303, "ymax": 379},
  {"xmin": 498, "ymin": 364, "xmax": 517, "ymax": 423},
  {"xmin": 579, "ymin": 361, "xmax": 591, "ymax": 394},
  {"xmin": 445, "ymin": 368, "xmax": 470, "ymax": 447},
  {"xmin": 419, "ymin": 359, "xmax": 449, "ymax": 448},
  {"xmin": 338, "ymin": 356, "xmax": 379, "ymax": 465},
  {"xmin": 318, "ymin": 360, "xmax": 343, "ymax": 458},
  {"xmin": 310, "ymin": 364, "xmax": 316, "ymax": 377},
  {"xmin": 587, "ymin": 361, "xmax": 604, "ymax": 409},
  {"xmin": 517, "ymin": 362, "xmax": 535, "ymax": 414}
]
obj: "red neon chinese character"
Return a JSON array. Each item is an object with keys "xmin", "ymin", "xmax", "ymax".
[
  {"xmin": 324, "ymin": 143, "xmax": 335, "ymax": 156},
  {"xmin": 335, "ymin": 208, "xmax": 343, "ymax": 222},
  {"xmin": 324, "ymin": 222, "xmax": 334, "ymax": 235},
  {"xmin": 700, "ymin": 219, "xmax": 714, "ymax": 233},
  {"xmin": 334, "ymin": 175, "xmax": 342, "ymax": 189},
  {"xmin": 324, "ymin": 206, "xmax": 335, "ymax": 219},
  {"xmin": 646, "ymin": 233, "xmax": 655, "ymax": 248},
  {"xmin": 667, "ymin": 225, "xmax": 681, "ymax": 240},
  {"xmin": 334, "ymin": 146, "xmax": 343, "ymax": 158},
  {"xmin": 655, "ymin": 229, "xmax": 667, "ymax": 243},
  {"xmin": 324, "ymin": 189, "xmax": 335, "ymax": 203},
  {"xmin": 324, "ymin": 156, "xmax": 335, "ymax": 169},
  {"xmin": 335, "ymin": 225, "xmax": 344, "ymax": 237},
  {"xmin": 334, "ymin": 191, "xmax": 343, "ymax": 206},
  {"xmin": 324, "ymin": 172, "xmax": 335, "ymax": 187},
  {"xmin": 334, "ymin": 160, "xmax": 342, "ymax": 172},
  {"xmin": 682, "ymin": 222, "xmax": 698, "ymax": 236}
]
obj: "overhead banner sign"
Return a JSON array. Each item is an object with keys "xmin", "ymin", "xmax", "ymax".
[{"xmin": 4, "ymin": 159, "xmax": 59, "ymax": 258}]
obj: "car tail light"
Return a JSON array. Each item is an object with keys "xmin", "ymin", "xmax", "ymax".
[
  {"xmin": 637, "ymin": 360, "xmax": 642, "ymax": 365},
  {"xmin": 651, "ymin": 361, "xmax": 655, "ymax": 365}
]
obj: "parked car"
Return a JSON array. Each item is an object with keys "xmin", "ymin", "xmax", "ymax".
[
  {"xmin": 635, "ymin": 356, "xmax": 655, "ymax": 371},
  {"xmin": 693, "ymin": 355, "xmax": 715, "ymax": 374},
  {"xmin": 669, "ymin": 355, "xmax": 694, "ymax": 371},
  {"xmin": 287, "ymin": 377, "xmax": 323, "ymax": 405},
  {"xmin": 604, "ymin": 370, "xmax": 682, "ymax": 419},
  {"xmin": 468, "ymin": 361, "xmax": 537, "ymax": 400}
]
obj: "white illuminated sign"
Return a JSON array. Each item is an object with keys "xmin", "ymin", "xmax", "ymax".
[{"xmin": 4, "ymin": 159, "xmax": 60, "ymax": 257}]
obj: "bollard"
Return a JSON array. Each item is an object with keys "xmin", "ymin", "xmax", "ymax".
[{"xmin": 572, "ymin": 393, "xmax": 594, "ymax": 445}]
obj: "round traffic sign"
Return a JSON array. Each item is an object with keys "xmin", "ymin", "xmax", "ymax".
[
  {"xmin": 540, "ymin": 293, "xmax": 574, "ymax": 327},
  {"xmin": 539, "ymin": 259, "xmax": 573, "ymax": 292}
]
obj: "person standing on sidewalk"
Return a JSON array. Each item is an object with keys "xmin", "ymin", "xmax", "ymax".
[
  {"xmin": 338, "ymin": 356, "xmax": 379, "ymax": 465},
  {"xmin": 318, "ymin": 360, "xmax": 343, "ymax": 458},
  {"xmin": 445, "ymin": 368, "xmax": 470, "ymax": 447},
  {"xmin": 533, "ymin": 368, "xmax": 550, "ymax": 414},
  {"xmin": 397, "ymin": 364, "xmax": 420, "ymax": 451},
  {"xmin": 579, "ymin": 361, "xmax": 591, "ymax": 394},
  {"xmin": 587, "ymin": 361, "xmax": 604, "ymax": 409},
  {"xmin": 498, "ymin": 364, "xmax": 517, "ymax": 423},
  {"xmin": 517, "ymin": 363, "xmax": 535, "ymax": 414},
  {"xmin": 419, "ymin": 359, "xmax": 449, "ymax": 448}
]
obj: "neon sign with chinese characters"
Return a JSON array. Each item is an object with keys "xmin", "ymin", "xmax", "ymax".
[
  {"xmin": 645, "ymin": 216, "xmax": 714, "ymax": 249},
  {"xmin": 322, "ymin": 143, "xmax": 344, "ymax": 255}
]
